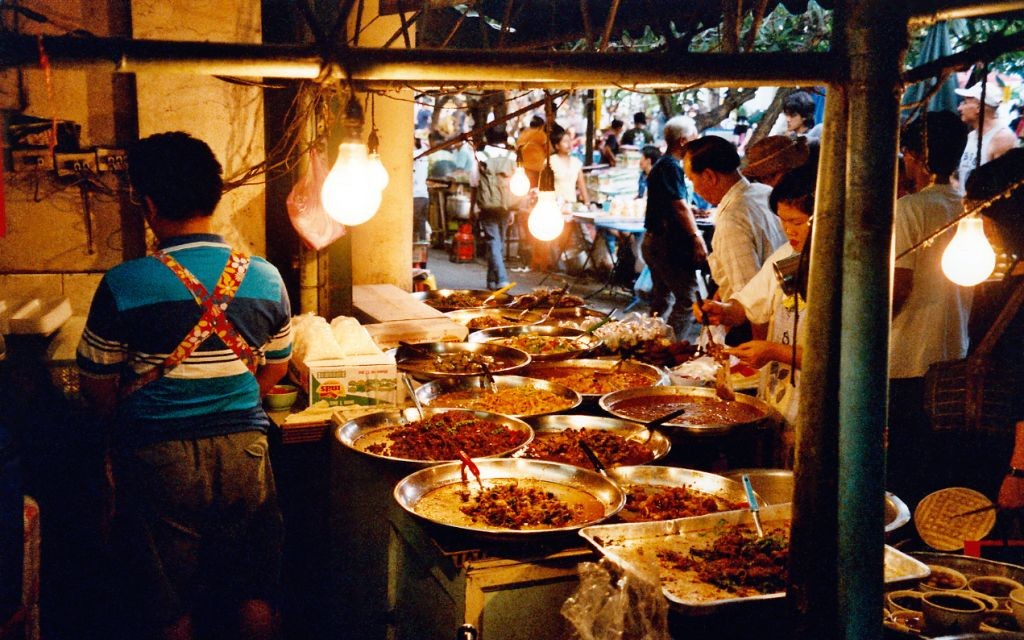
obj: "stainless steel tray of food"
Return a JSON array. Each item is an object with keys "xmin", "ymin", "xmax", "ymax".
[
  {"xmin": 333, "ymin": 407, "xmax": 533, "ymax": 466},
  {"xmin": 599, "ymin": 385, "xmax": 777, "ymax": 437},
  {"xmin": 909, "ymin": 551, "xmax": 1024, "ymax": 586},
  {"xmin": 467, "ymin": 324, "xmax": 602, "ymax": 362},
  {"xmin": 722, "ymin": 468, "xmax": 912, "ymax": 534},
  {"xmin": 506, "ymin": 289, "xmax": 587, "ymax": 309},
  {"xmin": 414, "ymin": 374, "xmax": 582, "ymax": 418},
  {"xmin": 523, "ymin": 358, "xmax": 666, "ymax": 403},
  {"xmin": 394, "ymin": 458, "xmax": 625, "ymax": 540},
  {"xmin": 393, "ymin": 341, "xmax": 531, "ymax": 381},
  {"xmin": 579, "ymin": 503, "xmax": 930, "ymax": 614},
  {"xmin": 607, "ymin": 466, "xmax": 753, "ymax": 523},
  {"xmin": 412, "ymin": 288, "xmax": 512, "ymax": 311},
  {"xmin": 444, "ymin": 308, "xmax": 545, "ymax": 330},
  {"xmin": 516, "ymin": 414, "xmax": 671, "ymax": 468}
]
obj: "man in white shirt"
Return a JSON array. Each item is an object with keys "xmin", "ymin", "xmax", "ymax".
[
  {"xmin": 683, "ymin": 135, "xmax": 787, "ymax": 343},
  {"xmin": 956, "ymin": 82, "xmax": 1018, "ymax": 191},
  {"xmin": 888, "ymin": 111, "xmax": 971, "ymax": 508}
]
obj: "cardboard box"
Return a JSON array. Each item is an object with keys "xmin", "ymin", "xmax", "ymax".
[{"xmin": 289, "ymin": 353, "xmax": 402, "ymax": 409}]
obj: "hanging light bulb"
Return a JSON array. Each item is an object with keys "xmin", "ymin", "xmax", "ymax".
[
  {"xmin": 941, "ymin": 214, "xmax": 996, "ymax": 286},
  {"xmin": 321, "ymin": 94, "xmax": 384, "ymax": 226},
  {"xmin": 510, "ymin": 150, "xmax": 530, "ymax": 197},
  {"xmin": 528, "ymin": 163, "xmax": 564, "ymax": 241}
]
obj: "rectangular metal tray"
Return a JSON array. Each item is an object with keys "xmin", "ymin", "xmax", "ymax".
[{"xmin": 579, "ymin": 503, "xmax": 930, "ymax": 614}]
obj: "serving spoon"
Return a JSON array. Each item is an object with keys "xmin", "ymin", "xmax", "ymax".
[{"xmin": 628, "ymin": 407, "xmax": 688, "ymax": 444}]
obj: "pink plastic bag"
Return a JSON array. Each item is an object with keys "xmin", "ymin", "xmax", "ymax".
[{"xmin": 286, "ymin": 148, "xmax": 346, "ymax": 250}]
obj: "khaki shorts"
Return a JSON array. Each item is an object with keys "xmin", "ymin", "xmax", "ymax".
[{"xmin": 113, "ymin": 431, "xmax": 283, "ymax": 624}]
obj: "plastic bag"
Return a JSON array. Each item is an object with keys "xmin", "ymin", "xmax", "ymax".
[
  {"xmin": 286, "ymin": 148, "xmax": 347, "ymax": 250},
  {"xmin": 561, "ymin": 558, "xmax": 669, "ymax": 640}
]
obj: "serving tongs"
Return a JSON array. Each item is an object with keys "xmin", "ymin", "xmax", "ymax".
[
  {"xmin": 741, "ymin": 473, "xmax": 765, "ymax": 538},
  {"xmin": 693, "ymin": 296, "xmax": 735, "ymax": 402},
  {"xmin": 403, "ymin": 374, "xmax": 483, "ymax": 488},
  {"xmin": 398, "ymin": 340, "xmax": 438, "ymax": 365}
]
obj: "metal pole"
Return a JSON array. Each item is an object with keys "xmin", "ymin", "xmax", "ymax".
[
  {"xmin": 839, "ymin": 1, "xmax": 907, "ymax": 638},
  {"xmin": 788, "ymin": 79, "xmax": 848, "ymax": 637}
]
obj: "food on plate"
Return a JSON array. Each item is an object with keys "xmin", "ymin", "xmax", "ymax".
[
  {"xmin": 432, "ymin": 387, "xmax": 575, "ymax": 416},
  {"xmin": 527, "ymin": 365, "xmax": 658, "ymax": 395},
  {"xmin": 922, "ymin": 565, "xmax": 968, "ymax": 590},
  {"xmin": 361, "ymin": 411, "xmax": 528, "ymax": 460},
  {"xmin": 490, "ymin": 334, "xmax": 582, "ymax": 356},
  {"xmin": 619, "ymin": 485, "xmax": 744, "ymax": 523},
  {"xmin": 658, "ymin": 524, "xmax": 789, "ymax": 595},
  {"xmin": 508, "ymin": 288, "xmax": 585, "ymax": 309},
  {"xmin": 466, "ymin": 315, "xmax": 526, "ymax": 330},
  {"xmin": 402, "ymin": 351, "xmax": 501, "ymax": 375},
  {"xmin": 521, "ymin": 428, "xmax": 652, "ymax": 468},
  {"xmin": 609, "ymin": 395, "xmax": 765, "ymax": 426},
  {"xmin": 457, "ymin": 481, "xmax": 582, "ymax": 529},
  {"xmin": 424, "ymin": 291, "xmax": 499, "ymax": 309}
]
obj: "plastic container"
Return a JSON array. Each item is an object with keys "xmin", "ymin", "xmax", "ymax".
[{"xmin": 8, "ymin": 298, "xmax": 72, "ymax": 335}]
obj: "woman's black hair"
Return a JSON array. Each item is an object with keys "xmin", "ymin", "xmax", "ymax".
[{"xmin": 769, "ymin": 161, "xmax": 818, "ymax": 216}]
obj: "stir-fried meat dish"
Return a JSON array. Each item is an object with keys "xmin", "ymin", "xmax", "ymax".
[
  {"xmin": 659, "ymin": 524, "xmax": 789, "ymax": 595},
  {"xmin": 466, "ymin": 315, "xmax": 530, "ymax": 330},
  {"xmin": 402, "ymin": 352, "xmax": 499, "ymax": 374},
  {"xmin": 508, "ymin": 289, "xmax": 586, "ymax": 309},
  {"xmin": 457, "ymin": 481, "xmax": 581, "ymax": 529},
  {"xmin": 363, "ymin": 411, "xmax": 527, "ymax": 460},
  {"xmin": 610, "ymin": 396, "xmax": 765, "ymax": 426},
  {"xmin": 493, "ymin": 334, "xmax": 581, "ymax": 355},
  {"xmin": 424, "ymin": 292, "xmax": 499, "ymax": 309},
  {"xmin": 522, "ymin": 428, "xmax": 652, "ymax": 468},
  {"xmin": 621, "ymin": 485, "xmax": 742, "ymax": 522}
]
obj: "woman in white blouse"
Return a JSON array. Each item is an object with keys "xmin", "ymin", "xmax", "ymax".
[{"xmin": 548, "ymin": 128, "xmax": 590, "ymax": 207}]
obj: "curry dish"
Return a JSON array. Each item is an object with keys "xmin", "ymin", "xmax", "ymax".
[
  {"xmin": 521, "ymin": 428, "xmax": 652, "ymax": 469},
  {"xmin": 610, "ymin": 395, "xmax": 765, "ymax": 426}
]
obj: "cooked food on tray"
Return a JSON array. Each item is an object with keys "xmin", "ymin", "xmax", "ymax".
[
  {"xmin": 490, "ymin": 333, "xmax": 582, "ymax": 356},
  {"xmin": 608, "ymin": 395, "xmax": 766, "ymax": 426},
  {"xmin": 413, "ymin": 477, "xmax": 607, "ymax": 531},
  {"xmin": 508, "ymin": 288, "xmax": 585, "ymax": 309},
  {"xmin": 521, "ymin": 428, "xmax": 652, "ymax": 469},
  {"xmin": 467, "ymin": 315, "xmax": 525, "ymax": 330},
  {"xmin": 402, "ymin": 351, "xmax": 501, "ymax": 375},
  {"xmin": 432, "ymin": 387, "xmax": 576, "ymax": 416},
  {"xmin": 658, "ymin": 524, "xmax": 789, "ymax": 596},
  {"xmin": 361, "ymin": 411, "xmax": 529, "ymax": 461},
  {"xmin": 527, "ymin": 365, "xmax": 659, "ymax": 395},
  {"xmin": 423, "ymin": 291, "xmax": 500, "ymax": 309},
  {"xmin": 619, "ymin": 485, "xmax": 745, "ymax": 523}
]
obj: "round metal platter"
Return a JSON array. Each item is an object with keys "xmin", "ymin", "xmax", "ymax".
[
  {"xmin": 415, "ymin": 374, "xmax": 582, "ymax": 418},
  {"xmin": 538, "ymin": 306, "xmax": 608, "ymax": 327},
  {"xmin": 393, "ymin": 341, "xmax": 531, "ymax": 381},
  {"xmin": 444, "ymin": 308, "xmax": 545, "ymax": 330},
  {"xmin": 333, "ymin": 406, "xmax": 533, "ymax": 467},
  {"xmin": 518, "ymin": 414, "xmax": 671, "ymax": 468},
  {"xmin": 506, "ymin": 291, "xmax": 587, "ymax": 310},
  {"xmin": 411, "ymin": 288, "xmax": 512, "ymax": 311},
  {"xmin": 722, "ymin": 468, "xmax": 912, "ymax": 533},
  {"xmin": 393, "ymin": 458, "xmax": 625, "ymax": 540},
  {"xmin": 606, "ymin": 466, "xmax": 753, "ymax": 523},
  {"xmin": 599, "ymin": 385, "xmax": 776, "ymax": 437},
  {"xmin": 523, "ymin": 358, "xmax": 666, "ymax": 404},
  {"xmin": 467, "ymin": 325, "xmax": 602, "ymax": 362}
]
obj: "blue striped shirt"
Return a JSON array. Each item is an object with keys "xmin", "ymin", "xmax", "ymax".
[{"xmin": 77, "ymin": 234, "xmax": 292, "ymax": 446}]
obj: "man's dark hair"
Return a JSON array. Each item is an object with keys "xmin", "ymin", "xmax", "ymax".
[
  {"xmin": 783, "ymin": 91, "xmax": 817, "ymax": 127},
  {"xmin": 769, "ymin": 160, "xmax": 818, "ymax": 216},
  {"xmin": 611, "ymin": 119, "xmax": 624, "ymax": 130},
  {"xmin": 529, "ymin": 115, "xmax": 545, "ymax": 128},
  {"xmin": 641, "ymin": 144, "xmax": 662, "ymax": 163},
  {"xmin": 129, "ymin": 132, "xmax": 223, "ymax": 220},
  {"xmin": 484, "ymin": 125, "xmax": 507, "ymax": 146},
  {"xmin": 683, "ymin": 135, "xmax": 741, "ymax": 174},
  {"xmin": 900, "ymin": 111, "xmax": 969, "ymax": 179},
  {"xmin": 633, "ymin": 112, "xmax": 647, "ymax": 125}
]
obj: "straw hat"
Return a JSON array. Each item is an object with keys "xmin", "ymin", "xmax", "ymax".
[{"xmin": 742, "ymin": 136, "xmax": 810, "ymax": 179}]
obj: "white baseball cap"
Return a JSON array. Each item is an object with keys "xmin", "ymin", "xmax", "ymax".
[{"xmin": 955, "ymin": 83, "xmax": 1003, "ymax": 108}]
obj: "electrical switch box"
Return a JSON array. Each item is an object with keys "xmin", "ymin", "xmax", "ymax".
[
  {"xmin": 96, "ymin": 148, "xmax": 127, "ymax": 172},
  {"xmin": 55, "ymin": 151, "xmax": 98, "ymax": 177},
  {"xmin": 10, "ymin": 149, "xmax": 52, "ymax": 172}
]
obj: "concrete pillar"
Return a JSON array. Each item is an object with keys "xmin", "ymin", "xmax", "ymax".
[{"xmin": 348, "ymin": 2, "xmax": 415, "ymax": 290}]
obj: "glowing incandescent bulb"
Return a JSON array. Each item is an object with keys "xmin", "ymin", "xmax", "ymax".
[
  {"xmin": 941, "ymin": 215, "xmax": 996, "ymax": 286},
  {"xmin": 528, "ymin": 190, "xmax": 564, "ymax": 241},
  {"xmin": 510, "ymin": 165, "xmax": 530, "ymax": 197},
  {"xmin": 321, "ymin": 141, "xmax": 382, "ymax": 226}
]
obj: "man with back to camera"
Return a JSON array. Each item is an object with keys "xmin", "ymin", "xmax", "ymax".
[
  {"xmin": 887, "ymin": 111, "xmax": 971, "ymax": 509},
  {"xmin": 77, "ymin": 132, "xmax": 292, "ymax": 640},
  {"xmin": 620, "ymin": 111, "xmax": 651, "ymax": 147},
  {"xmin": 642, "ymin": 115, "xmax": 705, "ymax": 342},
  {"xmin": 956, "ymin": 82, "xmax": 1018, "ymax": 191},
  {"xmin": 600, "ymin": 118, "xmax": 624, "ymax": 166}
]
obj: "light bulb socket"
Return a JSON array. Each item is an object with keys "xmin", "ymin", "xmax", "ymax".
[
  {"xmin": 340, "ymin": 95, "xmax": 365, "ymax": 143},
  {"xmin": 367, "ymin": 127, "xmax": 381, "ymax": 154}
]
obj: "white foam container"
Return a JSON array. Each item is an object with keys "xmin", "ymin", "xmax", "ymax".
[{"xmin": 8, "ymin": 298, "xmax": 72, "ymax": 335}]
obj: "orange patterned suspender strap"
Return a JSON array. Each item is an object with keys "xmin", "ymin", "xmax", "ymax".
[{"xmin": 121, "ymin": 250, "xmax": 256, "ymax": 397}]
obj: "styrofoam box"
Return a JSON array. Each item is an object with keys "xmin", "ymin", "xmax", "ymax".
[{"xmin": 7, "ymin": 298, "xmax": 72, "ymax": 335}]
